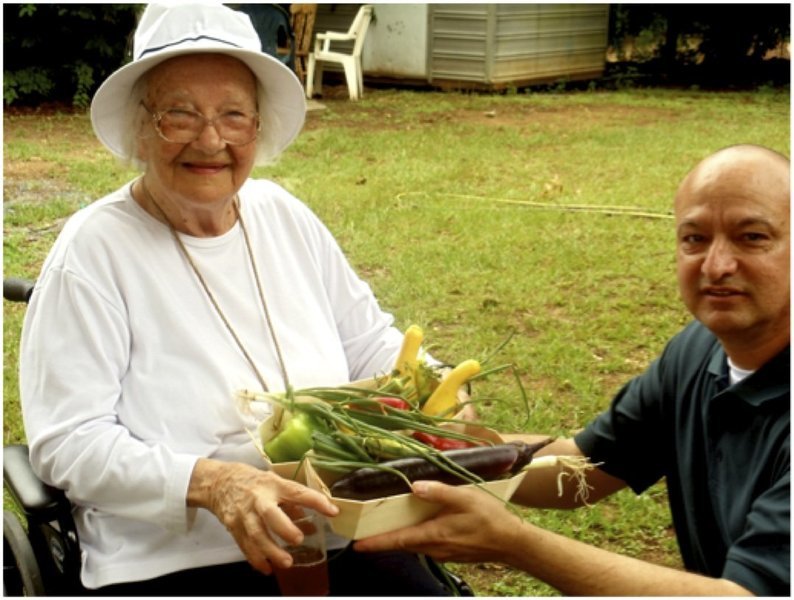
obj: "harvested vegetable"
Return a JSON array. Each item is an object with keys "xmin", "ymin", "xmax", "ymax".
[
  {"xmin": 264, "ymin": 412, "xmax": 324, "ymax": 463},
  {"xmin": 411, "ymin": 360, "xmax": 442, "ymax": 404},
  {"xmin": 329, "ymin": 440, "xmax": 551, "ymax": 501},
  {"xmin": 361, "ymin": 436, "xmax": 418, "ymax": 460},
  {"xmin": 239, "ymin": 326, "xmax": 533, "ymax": 491},
  {"xmin": 349, "ymin": 396, "xmax": 411, "ymax": 412},
  {"xmin": 393, "ymin": 325, "xmax": 423, "ymax": 377},
  {"xmin": 392, "ymin": 325, "xmax": 444, "ymax": 404},
  {"xmin": 411, "ymin": 430, "xmax": 478, "ymax": 451},
  {"xmin": 421, "ymin": 359, "xmax": 481, "ymax": 416},
  {"xmin": 248, "ymin": 383, "xmax": 489, "ymax": 467}
]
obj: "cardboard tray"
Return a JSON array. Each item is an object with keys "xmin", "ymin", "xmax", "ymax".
[
  {"xmin": 249, "ymin": 378, "xmax": 524, "ymax": 540},
  {"xmin": 304, "ymin": 459, "xmax": 528, "ymax": 540},
  {"xmin": 308, "ymin": 422, "xmax": 522, "ymax": 540},
  {"xmin": 270, "ymin": 460, "xmax": 307, "ymax": 483}
]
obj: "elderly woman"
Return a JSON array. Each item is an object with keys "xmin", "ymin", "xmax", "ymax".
[{"xmin": 20, "ymin": 2, "xmax": 453, "ymax": 595}]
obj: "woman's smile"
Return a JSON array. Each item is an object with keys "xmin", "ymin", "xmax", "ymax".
[{"xmin": 181, "ymin": 160, "xmax": 231, "ymax": 175}]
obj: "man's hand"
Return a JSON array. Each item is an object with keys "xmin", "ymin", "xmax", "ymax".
[
  {"xmin": 354, "ymin": 480, "xmax": 521, "ymax": 563},
  {"xmin": 188, "ymin": 458, "xmax": 338, "ymax": 574},
  {"xmin": 354, "ymin": 479, "xmax": 754, "ymax": 596}
]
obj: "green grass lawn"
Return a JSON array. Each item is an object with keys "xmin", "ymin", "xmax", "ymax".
[{"xmin": 3, "ymin": 85, "xmax": 789, "ymax": 595}]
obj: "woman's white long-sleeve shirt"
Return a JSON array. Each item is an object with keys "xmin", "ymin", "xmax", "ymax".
[{"xmin": 20, "ymin": 179, "xmax": 404, "ymax": 588}]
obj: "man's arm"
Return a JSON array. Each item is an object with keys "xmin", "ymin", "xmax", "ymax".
[
  {"xmin": 354, "ymin": 480, "xmax": 754, "ymax": 596},
  {"xmin": 504, "ymin": 436, "xmax": 627, "ymax": 507},
  {"xmin": 505, "ymin": 508, "xmax": 754, "ymax": 596}
]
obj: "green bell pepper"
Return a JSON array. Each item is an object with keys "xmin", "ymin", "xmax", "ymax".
[{"xmin": 263, "ymin": 411, "xmax": 319, "ymax": 463}]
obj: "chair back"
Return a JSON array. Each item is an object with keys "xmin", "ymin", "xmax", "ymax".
[
  {"xmin": 349, "ymin": 5, "xmax": 373, "ymax": 58},
  {"xmin": 305, "ymin": 4, "xmax": 374, "ymax": 100},
  {"xmin": 290, "ymin": 4, "xmax": 317, "ymax": 84}
]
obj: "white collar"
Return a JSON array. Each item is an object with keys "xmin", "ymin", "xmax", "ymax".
[{"xmin": 727, "ymin": 357, "xmax": 755, "ymax": 385}]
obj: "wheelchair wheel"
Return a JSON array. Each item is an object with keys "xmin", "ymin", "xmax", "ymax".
[
  {"xmin": 420, "ymin": 554, "xmax": 475, "ymax": 596},
  {"xmin": 4, "ymin": 510, "xmax": 46, "ymax": 596}
]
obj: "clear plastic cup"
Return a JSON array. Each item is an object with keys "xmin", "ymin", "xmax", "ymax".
[{"xmin": 271, "ymin": 510, "xmax": 329, "ymax": 596}]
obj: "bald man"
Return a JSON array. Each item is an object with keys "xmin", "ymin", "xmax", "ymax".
[{"xmin": 355, "ymin": 145, "xmax": 790, "ymax": 596}]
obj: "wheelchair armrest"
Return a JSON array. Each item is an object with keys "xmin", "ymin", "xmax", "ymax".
[
  {"xmin": 3, "ymin": 278, "xmax": 35, "ymax": 303},
  {"xmin": 3, "ymin": 444, "xmax": 68, "ymax": 521}
]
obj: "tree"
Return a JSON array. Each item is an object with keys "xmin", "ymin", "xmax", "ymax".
[
  {"xmin": 3, "ymin": 4, "xmax": 140, "ymax": 107},
  {"xmin": 609, "ymin": 4, "xmax": 790, "ymax": 86}
]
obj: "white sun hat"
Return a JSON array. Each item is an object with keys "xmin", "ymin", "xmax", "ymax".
[{"xmin": 90, "ymin": 0, "xmax": 305, "ymax": 163}]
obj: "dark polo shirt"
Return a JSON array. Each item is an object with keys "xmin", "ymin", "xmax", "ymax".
[{"xmin": 575, "ymin": 320, "xmax": 790, "ymax": 596}]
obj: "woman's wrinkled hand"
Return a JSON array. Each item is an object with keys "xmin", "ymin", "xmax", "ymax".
[{"xmin": 188, "ymin": 458, "xmax": 338, "ymax": 574}]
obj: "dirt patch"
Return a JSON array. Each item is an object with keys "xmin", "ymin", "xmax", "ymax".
[
  {"xmin": 304, "ymin": 89, "xmax": 681, "ymax": 134},
  {"xmin": 452, "ymin": 103, "xmax": 678, "ymax": 130},
  {"xmin": 3, "ymin": 157, "xmax": 62, "ymax": 182}
]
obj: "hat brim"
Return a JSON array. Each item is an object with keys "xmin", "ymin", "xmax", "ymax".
[{"xmin": 91, "ymin": 44, "xmax": 306, "ymax": 161}]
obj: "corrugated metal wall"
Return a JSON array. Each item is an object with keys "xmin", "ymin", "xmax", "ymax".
[
  {"xmin": 429, "ymin": 4, "xmax": 609, "ymax": 88},
  {"xmin": 312, "ymin": 4, "xmax": 610, "ymax": 90}
]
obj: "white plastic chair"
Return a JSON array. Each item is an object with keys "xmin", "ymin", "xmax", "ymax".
[{"xmin": 306, "ymin": 5, "xmax": 373, "ymax": 101}]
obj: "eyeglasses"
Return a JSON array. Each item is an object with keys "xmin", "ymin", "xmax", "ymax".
[{"xmin": 141, "ymin": 102, "xmax": 260, "ymax": 145}]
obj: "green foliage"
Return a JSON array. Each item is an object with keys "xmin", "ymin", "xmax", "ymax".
[
  {"xmin": 3, "ymin": 4, "xmax": 789, "ymax": 108},
  {"xmin": 3, "ymin": 3, "xmax": 140, "ymax": 107},
  {"xmin": 3, "ymin": 67, "xmax": 54, "ymax": 105},
  {"xmin": 71, "ymin": 61, "xmax": 96, "ymax": 108},
  {"xmin": 609, "ymin": 4, "xmax": 790, "ymax": 69}
]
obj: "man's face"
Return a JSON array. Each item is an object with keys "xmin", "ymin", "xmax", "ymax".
[{"xmin": 675, "ymin": 150, "xmax": 790, "ymax": 352}]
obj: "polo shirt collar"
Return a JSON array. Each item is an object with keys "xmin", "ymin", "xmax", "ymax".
[{"xmin": 711, "ymin": 343, "xmax": 790, "ymax": 407}]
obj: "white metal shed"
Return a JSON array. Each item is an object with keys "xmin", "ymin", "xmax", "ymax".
[{"xmin": 314, "ymin": 4, "xmax": 610, "ymax": 90}]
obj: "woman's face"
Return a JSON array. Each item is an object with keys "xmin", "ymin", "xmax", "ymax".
[{"xmin": 137, "ymin": 54, "xmax": 259, "ymax": 207}]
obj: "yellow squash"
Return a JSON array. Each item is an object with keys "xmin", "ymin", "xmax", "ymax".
[
  {"xmin": 393, "ymin": 325, "xmax": 424, "ymax": 376},
  {"xmin": 421, "ymin": 359, "xmax": 481, "ymax": 416}
]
